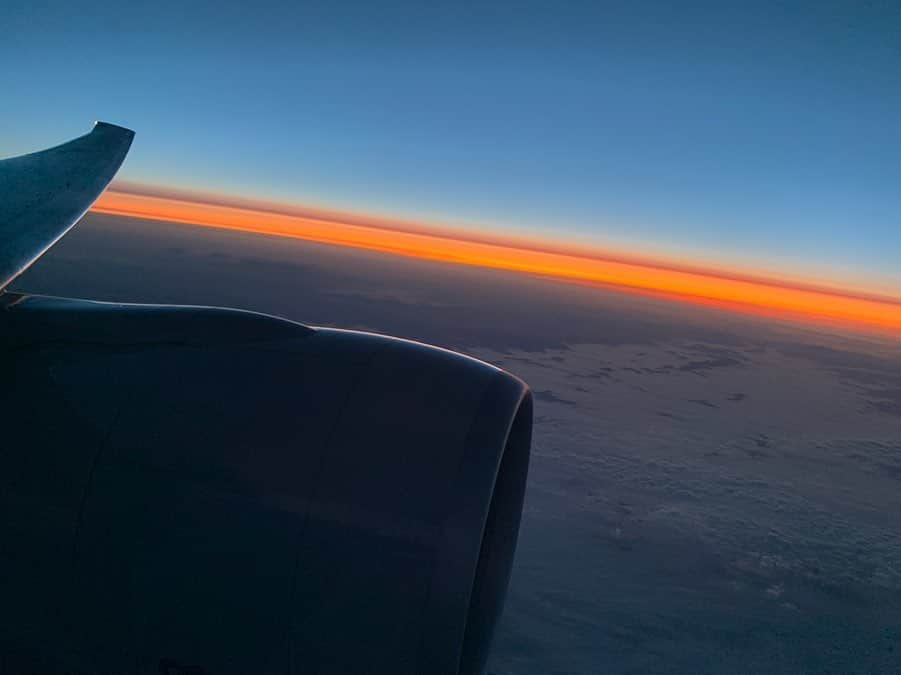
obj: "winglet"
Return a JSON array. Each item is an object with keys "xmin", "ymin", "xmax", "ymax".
[{"xmin": 0, "ymin": 121, "xmax": 134, "ymax": 291}]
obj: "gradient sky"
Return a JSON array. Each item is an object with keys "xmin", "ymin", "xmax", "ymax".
[{"xmin": 3, "ymin": 0, "xmax": 900, "ymax": 295}]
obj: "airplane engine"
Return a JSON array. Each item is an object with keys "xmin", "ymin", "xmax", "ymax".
[{"xmin": 0, "ymin": 294, "xmax": 532, "ymax": 675}]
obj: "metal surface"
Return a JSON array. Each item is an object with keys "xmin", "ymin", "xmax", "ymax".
[
  {"xmin": 0, "ymin": 124, "xmax": 533, "ymax": 674},
  {"xmin": 0, "ymin": 121, "xmax": 134, "ymax": 291},
  {"xmin": 0, "ymin": 294, "xmax": 532, "ymax": 675}
]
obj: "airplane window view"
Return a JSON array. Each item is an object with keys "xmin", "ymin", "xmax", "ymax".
[{"xmin": 2, "ymin": 2, "xmax": 900, "ymax": 674}]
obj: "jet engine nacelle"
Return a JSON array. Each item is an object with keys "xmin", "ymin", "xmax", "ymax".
[{"xmin": 0, "ymin": 294, "xmax": 532, "ymax": 674}]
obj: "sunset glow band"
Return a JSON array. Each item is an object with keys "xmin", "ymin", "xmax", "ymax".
[{"xmin": 93, "ymin": 189, "xmax": 901, "ymax": 336}]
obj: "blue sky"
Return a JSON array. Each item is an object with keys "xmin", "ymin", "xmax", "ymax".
[{"xmin": 3, "ymin": 0, "xmax": 900, "ymax": 293}]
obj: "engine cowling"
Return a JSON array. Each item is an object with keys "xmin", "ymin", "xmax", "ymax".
[{"xmin": 0, "ymin": 293, "xmax": 532, "ymax": 675}]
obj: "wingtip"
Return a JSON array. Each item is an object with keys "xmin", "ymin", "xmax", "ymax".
[
  {"xmin": 0, "ymin": 120, "xmax": 136, "ymax": 291},
  {"xmin": 92, "ymin": 120, "xmax": 136, "ymax": 140}
]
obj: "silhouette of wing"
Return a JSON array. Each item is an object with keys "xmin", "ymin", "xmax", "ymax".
[
  {"xmin": 0, "ymin": 121, "xmax": 133, "ymax": 290},
  {"xmin": 0, "ymin": 124, "xmax": 532, "ymax": 675}
]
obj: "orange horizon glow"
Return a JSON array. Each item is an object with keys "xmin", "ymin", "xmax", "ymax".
[{"xmin": 91, "ymin": 187, "xmax": 901, "ymax": 337}]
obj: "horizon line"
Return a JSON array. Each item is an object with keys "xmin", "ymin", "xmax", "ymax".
[{"xmin": 90, "ymin": 183, "xmax": 901, "ymax": 337}]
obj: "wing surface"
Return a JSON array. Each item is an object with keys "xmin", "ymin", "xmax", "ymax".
[{"xmin": 0, "ymin": 121, "xmax": 134, "ymax": 291}]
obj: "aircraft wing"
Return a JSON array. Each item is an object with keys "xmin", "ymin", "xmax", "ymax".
[
  {"xmin": 0, "ymin": 123, "xmax": 532, "ymax": 675},
  {"xmin": 0, "ymin": 121, "xmax": 133, "ymax": 291}
]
